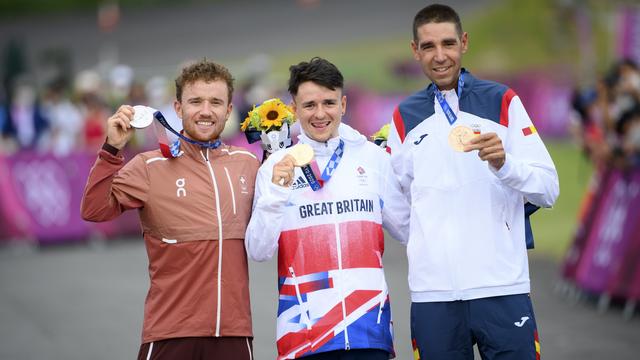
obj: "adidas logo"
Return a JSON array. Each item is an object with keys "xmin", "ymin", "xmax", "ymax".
[{"xmin": 291, "ymin": 176, "xmax": 309, "ymax": 190}]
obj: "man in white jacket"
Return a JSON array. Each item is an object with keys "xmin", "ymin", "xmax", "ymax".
[
  {"xmin": 387, "ymin": 4, "xmax": 559, "ymax": 360},
  {"xmin": 245, "ymin": 57, "xmax": 409, "ymax": 359}
]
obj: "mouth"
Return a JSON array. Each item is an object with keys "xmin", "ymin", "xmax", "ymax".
[
  {"xmin": 432, "ymin": 65, "xmax": 452, "ymax": 74},
  {"xmin": 195, "ymin": 120, "xmax": 214, "ymax": 127},
  {"xmin": 310, "ymin": 121, "xmax": 330, "ymax": 129}
]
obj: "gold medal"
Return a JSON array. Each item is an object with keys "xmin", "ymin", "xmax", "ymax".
[
  {"xmin": 448, "ymin": 125, "xmax": 476, "ymax": 152},
  {"xmin": 288, "ymin": 143, "xmax": 314, "ymax": 166}
]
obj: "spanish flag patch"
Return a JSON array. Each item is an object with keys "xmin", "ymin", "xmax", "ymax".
[{"xmin": 522, "ymin": 125, "xmax": 538, "ymax": 136}]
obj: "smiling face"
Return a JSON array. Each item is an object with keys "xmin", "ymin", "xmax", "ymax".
[
  {"xmin": 292, "ymin": 81, "xmax": 346, "ymax": 143},
  {"xmin": 411, "ymin": 21, "xmax": 468, "ymax": 91},
  {"xmin": 174, "ymin": 79, "xmax": 232, "ymax": 142}
]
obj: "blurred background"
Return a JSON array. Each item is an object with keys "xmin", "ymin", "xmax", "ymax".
[{"xmin": 1, "ymin": 0, "xmax": 640, "ymax": 359}]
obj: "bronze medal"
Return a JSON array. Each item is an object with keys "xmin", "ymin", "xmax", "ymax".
[{"xmin": 448, "ymin": 125, "xmax": 476, "ymax": 152}]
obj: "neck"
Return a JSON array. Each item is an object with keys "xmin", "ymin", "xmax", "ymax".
[{"xmin": 183, "ymin": 131, "xmax": 218, "ymax": 145}]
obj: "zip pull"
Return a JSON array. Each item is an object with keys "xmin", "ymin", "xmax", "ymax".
[
  {"xmin": 505, "ymin": 222, "xmax": 510, "ymax": 231},
  {"xmin": 289, "ymin": 266, "xmax": 312, "ymax": 330}
]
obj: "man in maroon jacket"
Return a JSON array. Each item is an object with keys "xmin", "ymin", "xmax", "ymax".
[{"xmin": 81, "ymin": 59, "xmax": 259, "ymax": 360}]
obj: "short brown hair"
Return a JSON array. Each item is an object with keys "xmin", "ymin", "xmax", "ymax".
[
  {"xmin": 413, "ymin": 4, "xmax": 463, "ymax": 41},
  {"xmin": 175, "ymin": 59, "xmax": 234, "ymax": 103}
]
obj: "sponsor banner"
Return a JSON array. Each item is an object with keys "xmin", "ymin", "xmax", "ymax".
[
  {"xmin": 561, "ymin": 168, "xmax": 613, "ymax": 281},
  {"xmin": 570, "ymin": 167, "xmax": 640, "ymax": 298},
  {"xmin": 0, "ymin": 151, "xmax": 140, "ymax": 244},
  {"xmin": 0, "ymin": 155, "xmax": 32, "ymax": 240}
]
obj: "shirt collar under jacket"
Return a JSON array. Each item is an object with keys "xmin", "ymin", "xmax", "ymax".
[{"xmin": 178, "ymin": 136, "xmax": 226, "ymax": 161}]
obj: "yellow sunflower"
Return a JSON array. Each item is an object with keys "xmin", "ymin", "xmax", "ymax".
[
  {"xmin": 242, "ymin": 98, "xmax": 295, "ymax": 132},
  {"xmin": 371, "ymin": 123, "xmax": 390, "ymax": 141}
]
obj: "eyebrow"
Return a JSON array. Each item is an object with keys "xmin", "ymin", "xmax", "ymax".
[
  {"xmin": 419, "ymin": 37, "xmax": 458, "ymax": 47},
  {"xmin": 188, "ymin": 96, "xmax": 225, "ymax": 102}
]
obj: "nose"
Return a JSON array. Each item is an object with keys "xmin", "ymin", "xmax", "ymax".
[
  {"xmin": 314, "ymin": 105, "xmax": 326, "ymax": 119},
  {"xmin": 200, "ymin": 101, "xmax": 213, "ymax": 116},
  {"xmin": 434, "ymin": 46, "xmax": 446, "ymax": 63}
]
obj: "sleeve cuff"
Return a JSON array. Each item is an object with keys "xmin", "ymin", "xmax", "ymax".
[
  {"xmin": 266, "ymin": 180, "xmax": 292, "ymax": 202},
  {"xmin": 98, "ymin": 143, "xmax": 125, "ymax": 164},
  {"xmin": 490, "ymin": 153, "xmax": 513, "ymax": 180},
  {"xmin": 101, "ymin": 142, "xmax": 120, "ymax": 156}
]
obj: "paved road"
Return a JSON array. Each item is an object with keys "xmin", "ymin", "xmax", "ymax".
[{"xmin": 1, "ymin": 238, "xmax": 638, "ymax": 360}]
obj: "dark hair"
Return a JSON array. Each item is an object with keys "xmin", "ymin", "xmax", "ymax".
[
  {"xmin": 413, "ymin": 4, "xmax": 463, "ymax": 41},
  {"xmin": 288, "ymin": 57, "xmax": 344, "ymax": 96},
  {"xmin": 175, "ymin": 59, "xmax": 234, "ymax": 103}
]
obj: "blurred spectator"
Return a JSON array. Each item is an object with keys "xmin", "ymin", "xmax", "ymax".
[
  {"xmin": 0, "ymin": 94, "xmax": 17, "ymax": 154},
  {"xmin": 127, "ymin": 80, "xmax": 147, "ymax": 105},
  {"xmin": 7, "ymin": 80, "xmax": 49, "ymax": 152},
  {"xmin": 106, "ymin": 64, "xmax": 133, "ymax": 108},
  {"xmin": 618, "ymin": 105, "xmax": 640, "ymax": 167},
  {"xmin": 41, "ymin": 80, "xmax": 82, "ymax": 156},
  {"xmin": 79, "ymin": 93, "xmax": 109, "ymax": 152},
  {"xmin": 571, "ymin": 58, "xmax": 640, "ymax": 169}
]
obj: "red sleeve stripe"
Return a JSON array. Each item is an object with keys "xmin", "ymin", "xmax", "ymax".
[
  {"xmin": 499, "ymin": 88, "xmax": 516, "ymax": 127},
  {"xmin": 392, "ymin": 106, "xmax": 406, "ymax": 144}
]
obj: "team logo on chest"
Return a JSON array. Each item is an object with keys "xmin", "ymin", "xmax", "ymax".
[
  {"xmin": 176, "ymin": 178, "xmax": 187, "ymax": 197},
  {"xmin": 356, "ymin": 165, "xmax": 368, "ymax": 186},
  {"xmin": 239, "ymin": 175, "xmax": 249, "ymax": 194}
]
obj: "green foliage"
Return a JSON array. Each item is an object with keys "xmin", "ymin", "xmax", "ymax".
[{"xmin": 264, "ymin": 0, "xmax": 616, "ymax": 93}]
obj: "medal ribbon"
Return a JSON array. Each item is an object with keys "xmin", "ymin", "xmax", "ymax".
[
  {"xmin": 434, "ymin": 72, "xmax": 465, "ymax": 125},
  {"xmin": 300, "ymin": 139, "xmax": 344, "ymax": 191},
  {"xmin": 152, "ymin": 111, "xmax": 221, "ymax": 158}
]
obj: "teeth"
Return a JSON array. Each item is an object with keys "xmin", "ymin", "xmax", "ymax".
[
  {"xmin": 312, "ymin": 122, "xmax": 330, "ymax": 128},
  {"xmin": 196, "ymin": 121, "xmax": 213, "ymax": 125}
]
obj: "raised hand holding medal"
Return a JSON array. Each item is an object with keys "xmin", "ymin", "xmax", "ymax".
[
  {"xmin": 105, "ymin": 105, "xmax": 137, "ymax": 150},
  {"xmin": 463, "ymin": 132, "xmax": 506, "ymax": 170},
  {"xmin": 272, "ymin": 144, "xmax": 314, "ymax": 187}
]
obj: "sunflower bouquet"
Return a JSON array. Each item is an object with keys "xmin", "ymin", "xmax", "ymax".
[
  {"xmin": 241, "ymin": 98, "xmax": 297, "ymax": 155},
  {"xmin": 371, "ymin": 123, "xmax": 390, "ymax": 149}
]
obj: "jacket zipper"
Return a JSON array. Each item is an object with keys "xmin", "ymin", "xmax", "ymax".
[
  {"xmin": 334, "ymin": 222, "xmax": 350, "ymax": 350},
  {"xmin": 202, "ymin": 149, "xmax": 224, "ymax": 337}
]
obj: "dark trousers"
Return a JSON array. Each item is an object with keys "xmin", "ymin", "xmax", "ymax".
[
  {"xmin": 411, "ymin": 294, "xmax": 540, "ymax": 360},
  {"xmin": 137, "ymin": 336, "xmax": 253, "ymax": 360}
]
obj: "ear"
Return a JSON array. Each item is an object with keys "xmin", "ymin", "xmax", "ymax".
[
  {"xmin": 411, "ymin": 40, "xmax": 420, "ymax": 61},
  {"xmin": 290, "ymin": 100, "xmax": 297, "ymax": 115},
  {"xmin": 225, "ymin": 102, "xmax": 233, "ymax": 121},
  {"xmin": 461, "ymin": 32, "xmax": 469, "ymax": 54},
  {"xmin": 173, "ymin": 99, "xmax": 182, "ymax": 119},
  {"xmin": 341, "ymin": 95, "xmax": 347, "ymax": 115}
]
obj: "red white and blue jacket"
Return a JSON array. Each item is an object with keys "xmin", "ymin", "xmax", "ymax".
[
  {"xmin": 387, "ymin": 70, "xmax": 559, "ymax": 303},
  {"xmin": 245, "ymin": 123, "xmax": 409, "ymax": 359}
]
